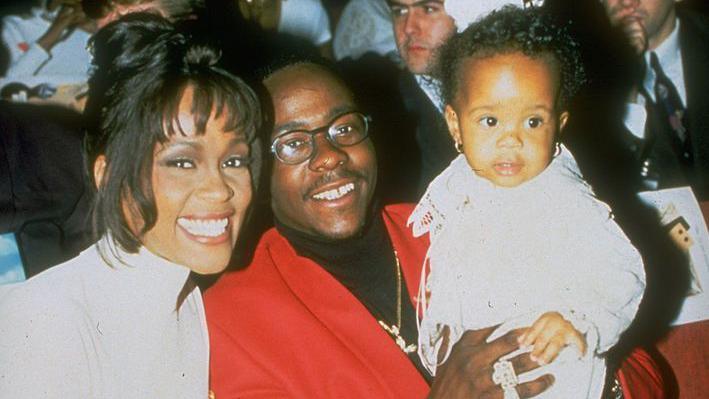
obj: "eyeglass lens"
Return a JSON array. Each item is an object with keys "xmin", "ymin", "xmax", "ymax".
[{"xmin": 274, "ymin": 112, "xmax": 368, "ymax": 164}]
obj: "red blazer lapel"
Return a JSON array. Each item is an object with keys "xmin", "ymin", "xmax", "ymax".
[{"xmin": 267, "ymin": 214, "xmax": 429, "ymax": 397}]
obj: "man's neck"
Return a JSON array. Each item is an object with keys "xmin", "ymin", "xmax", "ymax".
[{"xmin": 648, "ymin": 8, "xmax": 677, "ymax": 51}]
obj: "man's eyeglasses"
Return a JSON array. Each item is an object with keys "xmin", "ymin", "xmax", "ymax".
[{"xmin": 270, "ymin": 111, "xmax": 371, "ymax": 165}]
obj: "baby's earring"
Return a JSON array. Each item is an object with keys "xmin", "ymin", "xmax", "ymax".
[
  {"xmin": 553, "ymin": 141, "xmax": 561, "ymax": 157},
  {"xmin": 455, "ymin": 141, "xmax": 463, "ymax": 154}
]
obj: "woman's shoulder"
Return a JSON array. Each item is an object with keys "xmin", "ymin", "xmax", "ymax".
[{"xmin": 0, "ymin": 243, "xmax": 104, "ymax": 320}]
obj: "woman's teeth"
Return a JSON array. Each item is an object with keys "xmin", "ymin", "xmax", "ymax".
[
  {"xmin": 177, "ymin": 217, "xmax": 228, "ymax": 237},
  {"xmin": 312, "ymin": 182, "xmax": 355, "ymax": 201}
]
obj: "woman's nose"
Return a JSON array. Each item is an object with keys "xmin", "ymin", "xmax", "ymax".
[{"xmin": 198, "ymin": 168, "xmax": 234, "ymax": 202}]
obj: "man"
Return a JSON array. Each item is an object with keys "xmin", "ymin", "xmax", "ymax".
[
  {"xmin": 204, "ymin": 56, "xmax": 668, "ymax": 398},
  {"xmin": 387, "ymin": 0, "xmax": 457, "ymax": 195},
  {"xmin": 204, "ymin": 60, "xmax": 555, "ymax": 398},
  {"xmin": 601, "ymin": 0, "xmax": 709, "ymax": 199}
]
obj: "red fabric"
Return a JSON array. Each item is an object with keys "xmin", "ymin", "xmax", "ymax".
[
  {"xmin": 17, "ymin": 42, "xmax": 29, "ymax": 52},
  {"xmin": 205, "ymin": 204, "xmax": 431, "ymax": 398},
  {"xmin": 617, "ymin": 347, "xmax": 668, "ymax": 399},
  {"xmin": 205, "ymin": 203, "xmax": 669, "ymax": 398}
]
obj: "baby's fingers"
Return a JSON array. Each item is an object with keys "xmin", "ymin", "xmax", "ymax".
[
  {"xmin": 520, "ymin": 317, "xmax": 548, "ymax": 348},
  {"xmin": 536, "ymin": 335, "xmax": 566, "ymax": 365},
  {"xmin": 568, "ymin": 329, "xmax": 587, "ymax": 357}
]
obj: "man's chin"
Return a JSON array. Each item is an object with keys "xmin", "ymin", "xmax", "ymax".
[
  {"xmin": 404, "ymin": 55, "xmax": 434, "ymax": 75},
  {"xmin": 311, "ymin": 213, "xmax": 369, "ymax": 241}
]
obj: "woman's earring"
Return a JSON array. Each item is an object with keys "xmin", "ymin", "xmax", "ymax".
[
  {"xmin": 455, "ymin": 141, "xmax": 463, "ymax": 154},
  {"xmin": 553, "ymin": 141, "xmax": 561, "ymax": 157}
]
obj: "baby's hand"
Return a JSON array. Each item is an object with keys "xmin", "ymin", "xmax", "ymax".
[{"xmin": 518, "ymin": 312, "xmax": 587, "ymax": 365}]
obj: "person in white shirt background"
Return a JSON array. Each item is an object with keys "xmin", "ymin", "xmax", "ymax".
[{"xmin": 0, "ymin": 0, "xmax": 94, "ymax": 101}]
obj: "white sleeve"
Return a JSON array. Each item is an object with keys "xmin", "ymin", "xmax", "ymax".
[
  {"xmin": 1, "ymin": 17, "xmax": 51, "ymax": 79},
  {"xmin": 562, "ymin": 198, "xmax": 646, "ymax": 354},
  {"xmin": 278, "ymin": 0, "xmax": 332, "ymax": 45}
]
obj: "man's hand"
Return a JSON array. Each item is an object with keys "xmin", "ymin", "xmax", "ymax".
[
  {"xmin": 428, "ymin": 326, "xmax": 553, "ymax": 398},
  {"xmin": 618, "ymin": 16, "xmax": 648, "ymax": 56},
  {"xmin": 38, "ymin": 3, "xmax": 91, "ymax": 51}
]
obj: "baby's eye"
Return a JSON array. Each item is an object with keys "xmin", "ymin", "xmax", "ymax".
[
  {"xmin": 166, "ymin": 158, "xmax": 195, "ymax": 169},
  {"xmin": 479, "ymin": 116, "xmax": 498, "ymax": 128},
  {"xmin": 527, "ymin": 117, "xmax": 544, "ymax": 128},
  {"xmin": 222, "ymin": 156, "xmax": 250, "ymax": 169}
]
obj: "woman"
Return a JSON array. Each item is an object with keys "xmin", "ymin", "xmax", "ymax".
[{"xmin": 0, "ymin": 13, "xmax": 261, "ymax": 398}]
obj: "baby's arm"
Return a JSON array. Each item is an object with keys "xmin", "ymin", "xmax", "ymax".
[{"xmin": 519, "ymin": 311, "xmax": 587, "ymax": 365}]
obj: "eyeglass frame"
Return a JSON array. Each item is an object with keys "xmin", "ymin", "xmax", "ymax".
[{"xmin": 269, "ymin": 111, "xmax": 372, "ymax": 165}]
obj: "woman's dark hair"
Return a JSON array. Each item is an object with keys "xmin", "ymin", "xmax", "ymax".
[
  {"xmin": 440, "ymin": 5, "xmax": 586, "ymax": 110},
  {"xmin": 84, "ymin": 12, "xmax": 261, "ymax": 253}
]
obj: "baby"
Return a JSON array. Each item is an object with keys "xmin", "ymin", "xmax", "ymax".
[{"xmin": 408, "ymin": 6, "xmax": 646, "ymax": 398}]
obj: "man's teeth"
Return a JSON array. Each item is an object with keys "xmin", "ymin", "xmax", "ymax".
[
  {"xmin": 177, "ymin": 218, "xmax": 228, "ymax": 237},
  {"xmin": 312, "ymin": 182, "xmax": 355, "ymax": 201}
]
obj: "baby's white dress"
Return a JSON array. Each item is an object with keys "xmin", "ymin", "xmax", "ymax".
[{"xmin": 409, "ymin": 146, "xmax": 646, "ymax": 398}]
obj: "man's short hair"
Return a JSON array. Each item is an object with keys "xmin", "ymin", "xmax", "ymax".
[
  {"xmin": 440, "ymin": 5, "xmax": 586, "ymax": 109},
  {"xmin": 84, "ymin": 13, "xmax": 261, "ymax": 253}
]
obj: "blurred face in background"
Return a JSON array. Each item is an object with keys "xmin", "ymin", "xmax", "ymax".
[
  {"xmin": 601, "ymin": 0, "xmax": 678, "ymax": 51},
  {"xmin": 388, "ymin": 0, "xmax": 456, "ymax": 75}
]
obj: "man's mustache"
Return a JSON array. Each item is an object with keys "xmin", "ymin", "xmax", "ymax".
[{"xmin": 304, "ymin": 169, "xmax": 367, "ymax": 198}]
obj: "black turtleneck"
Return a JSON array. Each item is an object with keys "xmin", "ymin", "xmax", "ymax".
[{"xmin": 275, "ymin": 210, "xmax": 432, "ymax": 383}]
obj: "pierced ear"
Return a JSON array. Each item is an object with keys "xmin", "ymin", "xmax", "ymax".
[
  {"xmin": 558, "ymin": 111, "xmax": 570, "ymax": 134},
  {"xmin": 93, "ymin": 154, "xmax": 107, "ymax": 190},
  {"xmin": 444, "ymin": 105, "xmax": 462, "ymax": 146}
]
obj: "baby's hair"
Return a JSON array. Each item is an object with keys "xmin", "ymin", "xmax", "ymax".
[{"xmin": 440, "ymin": 5, "xmax": 586, "ymax": 110}]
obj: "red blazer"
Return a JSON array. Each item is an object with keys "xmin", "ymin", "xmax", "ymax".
[{"xmin": 205, "ymin": 204, "xmax": 431, "ymax": 398}]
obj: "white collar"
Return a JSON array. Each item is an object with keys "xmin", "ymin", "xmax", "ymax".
[
  {"xmin": 97, "ymin": 235, "xmax": 195, "ymax": 312},
  {"xmin": 643, "ymin": 19, "xmax": 682, "ymax": 103},
  {"xmin": 414, "ymin": 74, "xmax": 444, "ymax": 113}
]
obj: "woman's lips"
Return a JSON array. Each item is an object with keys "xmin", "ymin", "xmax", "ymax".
[{"xmin": 177, "ymin": 214, "xmax": 232, "ymax": 244}]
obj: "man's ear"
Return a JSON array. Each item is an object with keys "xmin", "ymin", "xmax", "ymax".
[
  {"xmin": 558, "ymin": 111, "xmax": 570, "ymax": 135},
  {"xmin": 93, "ymin": 154, "xmax": 107, "ymax": 190},
  {"xmin": 444, "ymin": 104, "xmax": 462, "ymax": 146}
]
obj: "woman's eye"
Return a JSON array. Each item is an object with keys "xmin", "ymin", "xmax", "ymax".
[
  {"xmin": 479, "ymin": 116, "xmax": 498, "ymax": 128},
  {"xmin": 222, "ymin": 156, "xmax": 250, "ymax": 168},
  {"xmin": 527, "ymin": 117, "xmax": 543, "ymax": 128},
  {"xmin": 167, "ymin": 159, "xmax": 195, "ymax": 169}
]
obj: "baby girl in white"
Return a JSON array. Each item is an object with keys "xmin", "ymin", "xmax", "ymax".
[{"xmin": 409, "ymin": 6, "xmax": 646, "ymax": 398}]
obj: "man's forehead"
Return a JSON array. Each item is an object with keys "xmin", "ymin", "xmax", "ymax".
[{"xmin": 265, "ymin": 64, "xmax": 357, "ymax": 132}]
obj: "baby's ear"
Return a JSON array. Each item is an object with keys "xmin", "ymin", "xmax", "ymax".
[
  {"xmin": 444, "ymin": 105, "xmax": 462, "ymax": 145},
  {"xmin": 558, "ymin": 111, "xmax": 570, "ymax": 134}
]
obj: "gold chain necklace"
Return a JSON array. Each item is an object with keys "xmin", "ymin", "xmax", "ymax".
[{"xmin": 378, "ymin": 250, "xmax": 417, "ymax": 354}]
